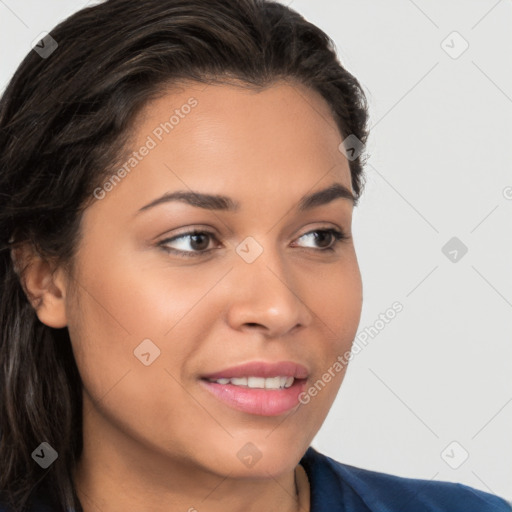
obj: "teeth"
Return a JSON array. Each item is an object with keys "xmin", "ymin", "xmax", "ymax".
[
  {"xmin": 264, "ymin": 376, "xmax": 282, "ymax": 389},
  {"xmin": 284, "ymin": 376, "xmax": 294, "ymax": 388},
  {"xmin": 247, "ymin": 376, "xmax": 265, "ymax": 388},
  {"xmin": 209, "ymin": 376, "xmax": 295, "ymax": 389},
  {"xmin": 230, "ymin": 377, "xmax": 248, "ymax": 386}
]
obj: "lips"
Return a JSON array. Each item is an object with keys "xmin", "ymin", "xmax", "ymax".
[
  {"xmin": 201, "ymin": 360, "xmax": 309, "ymax": 380},
  {"xmin": 199, "ymin": 361, "xmax": 309, "ymax": 416}
]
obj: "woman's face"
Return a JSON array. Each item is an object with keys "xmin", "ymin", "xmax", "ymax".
[{"xmin": 65, "ymin": 80, "xmax": 363, "ymax": 478}]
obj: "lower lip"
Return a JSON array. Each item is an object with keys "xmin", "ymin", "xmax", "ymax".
[{"xmin": 200, "ymin": 378, "xmax": 307, "ymax": 416}]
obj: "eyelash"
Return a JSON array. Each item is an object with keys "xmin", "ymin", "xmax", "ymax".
[{"xmin": 158, "ymin": 228, "xmax": 349, "ymax": 258}]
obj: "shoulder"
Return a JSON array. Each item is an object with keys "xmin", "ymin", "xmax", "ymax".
[{"xmin": 299, "ymin": 447, "xmax": 512, "ymax": 512}]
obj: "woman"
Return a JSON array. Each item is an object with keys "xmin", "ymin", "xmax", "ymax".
[{"xmin": 0, "ymin": 1, "xmax": 510, "ymax": 511}]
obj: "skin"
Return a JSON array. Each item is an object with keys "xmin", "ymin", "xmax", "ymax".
[{"xmin": 18, "ymin": 80, "xmax": 363, "ymax": 512}]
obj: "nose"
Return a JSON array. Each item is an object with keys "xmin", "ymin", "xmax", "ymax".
[{"xmin": 224, "ymin": 243, "xmax": 313, "ymax": 339}]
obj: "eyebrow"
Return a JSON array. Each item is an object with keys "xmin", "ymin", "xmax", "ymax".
[{"xmin": 136, "ymin": 182, "xmax": 356, "ymax": 215}]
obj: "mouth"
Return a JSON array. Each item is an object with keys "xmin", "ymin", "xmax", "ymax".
[
  {"xmin": 199, "ymin": 361, "xmax": 309, "ymax": 416},
  {"xmin": 205, "ymin": 375, "xmax": 296, "ymax": 389}
]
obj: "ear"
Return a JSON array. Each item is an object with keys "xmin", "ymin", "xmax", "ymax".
[{"xmin": 11, "ymin": 244, "xmax": 69, "ymax": 328}]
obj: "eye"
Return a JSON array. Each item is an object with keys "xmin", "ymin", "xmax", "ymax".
[
  {"xmin": 292, "ymin": 228, "xmax": 349, "ymax": 252},
  {"xmin": 158, "ymin": 227, "xmax": 349, "ymax": 258},
  {"xmin": 158, "ymin": 230, "xmax": 219, "ymax": 258}
]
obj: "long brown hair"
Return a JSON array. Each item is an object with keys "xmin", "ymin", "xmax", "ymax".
[{"xmin": 0, "ymin": 1, "xmax": 369, "ymax": 510}]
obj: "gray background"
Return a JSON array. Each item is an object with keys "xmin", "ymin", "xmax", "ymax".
[{"xmin": 1, "ymin": 0, "xmax": 510, "ymax": 500}]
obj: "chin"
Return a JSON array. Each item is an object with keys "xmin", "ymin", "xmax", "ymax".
[{"xmin": 204, "ymin": 431, "xmax": 310, "ymax": 478}]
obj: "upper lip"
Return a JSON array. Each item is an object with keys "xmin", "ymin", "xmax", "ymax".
[{"xmin": 201, "ymin": 361, "xmax": 309, "ymax": 380}]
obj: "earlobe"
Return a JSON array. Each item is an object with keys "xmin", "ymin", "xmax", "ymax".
[{"xmin": 11, "ymin": 245, "xmax": 69, "ymax": 328}]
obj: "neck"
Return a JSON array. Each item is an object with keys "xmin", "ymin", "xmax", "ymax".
[
  {"xmin": 74, "ymin": 461, "xmax": 305, "ymax": 512},
  {"xmin": 73, "ymin": 400, "xmax": 310, "ymax": 512}
]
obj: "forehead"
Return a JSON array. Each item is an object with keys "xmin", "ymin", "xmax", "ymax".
[
  {"xmin": 129, "ymin": 80, "xmax": 350, "ymax": 186},
  {"xmin": 86, "ymin": 80, "xmax": 353, "ymax": 226}
]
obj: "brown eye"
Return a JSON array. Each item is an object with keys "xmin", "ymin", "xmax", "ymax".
[
  {"xmin": 294, "ymin": 228, "xmax": 348, "ymax": 251},
  {"xmin": 159, "ymin": 230, "xmax": 218, "ymax": 257},
  {"xmin": 187, "ymin": 233, "xmax": 210, "ymax": 251}
]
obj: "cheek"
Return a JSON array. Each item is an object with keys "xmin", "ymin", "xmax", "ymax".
[
  {"xmin": 65, "ymin": 245, "xmax": 225, "ymax": 418},
  {"xmin": 307, "ymin": 254, "xmax": 363, "ymax": 351},
  {"xmin": 299, "ymin": 255, "xmax": 362, "ymax": 410},
  {"xmin": 69, "ymin": 245, "xmax": 212, "ymax": 344},
  {"xmin": 64, "ymin": 250, "xmax": 176, "ymax": 404},
  {"xmin": 66, "ymin": 261, "xmax": 208, "ymax": 452}
]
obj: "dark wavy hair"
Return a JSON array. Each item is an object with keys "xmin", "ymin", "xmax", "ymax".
[{"xmin": 0, "ymin": 0, "xmax": 369, "ymax": 510}]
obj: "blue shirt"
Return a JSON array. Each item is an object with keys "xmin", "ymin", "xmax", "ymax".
[
  {"xmin": 2, "ymin": 447, "xmax": 511, "ymax": 511},
  {"xmin": 300, "ymin": 447, "xmax": 512, "ymax": 511}
]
